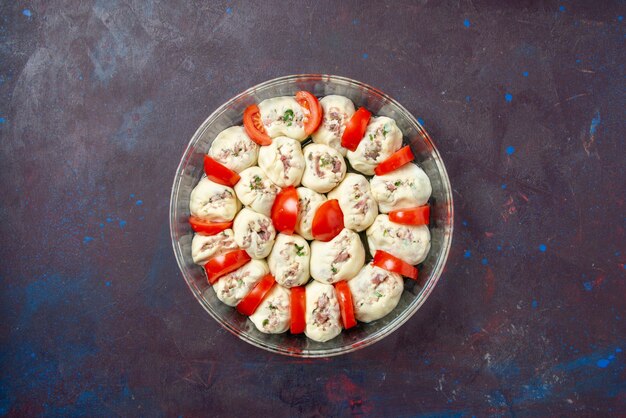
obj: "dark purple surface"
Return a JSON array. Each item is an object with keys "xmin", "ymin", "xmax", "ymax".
[{"xmin": 1, "ymin": 1, "xmax": 625, "ymax": 416}]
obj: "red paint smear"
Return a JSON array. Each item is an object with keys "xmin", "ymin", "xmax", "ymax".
[
  {"xmin": 485, "ymin": 267, "xmax": 495, "ymax": 302},
  {"xmin": 325, "ymin": 374, "xmax": 373, "ymax": 415},
  {"xmin": 593, "ymin": 274, "xmax": 605, "ymax": 288},
  {"xmin": 485, "ymin": 231, "xmax": 494, "ymax": 238},
  {"xmin": 518, "ymin": 192, "xmax": 529, "ymax": 202}
]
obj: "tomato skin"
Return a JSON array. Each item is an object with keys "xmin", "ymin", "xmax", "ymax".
[
  {"xmin": 334, "ymin": 281, "xmax": 357, "ymax": 329},
  {"xmin": 372, "ymin": 250, "xmax": 418, "ymax": 280},
  {"xmin": 341, "ymin": 107, "xmax": 371, "ymax": 151},
  {"xmin": 237, "ymin": 274, "xmax": 276, "ymax": 316},
  {"xmin": 205, "ymin": 250, "xmax": 251, "ymax": 285},
  {"xmin": 271, "ymin": 186, "xmax": 299, "ymax": 235},
  {"xmin": 203, "ymin": 155, "xmax": 241, "ymax": 187},
  {"xmin": 374, "ymin": 146, "xmax": 415, "ymax": 176},
  {"xmin": 389, "ymin": 205, "xmax": 430, "ymax": 226},
  {"xmin": 289, "ymin": 286, "xmax": 306, "ymax": 334},
  {"xmin": 296, "ymin": 91, "xmax": 322, "ymax": 135},
  {"xmin": 189, "ymin": 216, "xmax": 233, "ymax": 235},
  {"xmin": 311, "ymin": 199, "xmax": 344, "ymax": 242},
  {"xmin": 243, "ymin": 104, "xmax": 272, "ymax": 145}
]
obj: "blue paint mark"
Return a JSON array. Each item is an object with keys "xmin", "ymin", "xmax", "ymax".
[
  {"xmin": 619, "ymin": 16, "xmax": 623, "ymax": 21},
  {"xmin": 23, "ymin": 9, "xmax": 32, "ymax": 17},
  {"xmin": 538, "ymin": 244, "xmax": 547, "ymax": 252},
  {"xmin": 616, "ymin": 348, "xmax": 622, "ymax": 353},
  {"xmin": 506, "ymin": 146, "xmax": 515, "ymax": 155},
  {"xmin": 130, "ymin": 193, "xmax": 135, "ymax": 198},
  {"xmin": 417, "ymin": 118, "xmax": 424, "ymax": 125},
  {"xmin": 576, "ymin": 58, "xmax": 581, "ymax": 63},
  {"xmin": 583, "ymin": 281, "xmax": 593, "ymax": 291},
  {"xmin": 362, "ymin": 53, "xmax": 368, "ymax": 59},
  {"xmin": 463, "ymin": 19, "xmax": 471, "ymax": 28},
  {"xmin": 559, "ymin": 5, "xmax": 566, "ymax": 12},
  {"xmin": 352, "ymin": 18, "xmax": 359, "ymax": 25},
  {"xmin": 99, "ymin": 223, "xmax": 104, "ymax": 228},
  {"xmin": 522, "ymin": 71, "xmax": 529, "ymax": 77},
  {"xmin": 465, "ymin": 96, "xmax": 471, "ymax": 102},
  {"xmin": 0, "ymin": 117, "xmax": 6, "ymax": 124},
  {"xmin": 501, "ymin": 184, "xmax": 507, "ymax": 189},
  {"xmin": 226, "ymin": 7, "xmax": 232, "ymax": 14},
  {"xmin": 105, "ymin": 281, "xmax": 111, "ymax": 287},
  {"xmin": 135, "ymin": 200, "xmax": 143, "ymax": 206},
  {"xmin": 497, "ymin": 245, "xmax": 502, "ymax": 251},
  {"xmin": 106, "ymin": 217, "xmax": 112, "ymax": 223},
  {"xmin": 614, "ymin": 251, "xmax": 620, "ymax": 256},
  {"xmin": 83, "ymin": 236, "xmax": 94, "ymax": 244},
  {"xmin": 462, "ymin": 220, "xmax": 468, "ymax": 226},
  {"xmin": 464, "ymin": 250, "xmax": 471, "ymax": 259},
  {"xmin": 505, "ymin": 93, "xmax": 513, "ymax": 102},
  {"xmin": 119, "ymin": 220, "xmax": 127, "ymax": 228},
  {"xmin": 532, "ymin": 300, "xmax": 538, "ymax": 309},
  {"xmin": 78, "ymin": 74, "xmax": 83, "ymax": 80},
  {"xmin": 481, "ymin": 258, "xmax": 488, "ymax": 265},
  {"xmin": 596, "ymin": 359, "xmax": 610, "ymax": 368},
  {"xmin": 589, "ymin": 111, "xmax": 601, "ymax": 135}
]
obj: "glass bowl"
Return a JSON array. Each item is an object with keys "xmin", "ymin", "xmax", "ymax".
[{"xmin": 170, "ymin": 75, "xmax": 453, "ymax": 357}]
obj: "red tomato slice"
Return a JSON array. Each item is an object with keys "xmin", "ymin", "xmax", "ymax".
[
  {"xmin": 203, "ymin": 155, "xmax": 240, "ymax": 187},
  {"xmin": 243, "ymin": 104, "xmax": 272, "ymax": 145},
  {"xmin": 334, "ymin": 281, "xmax": 357, "ymax": 329},
  {"xmin": 374, "ymin": 146, "xmax": 414, "ymax": 176},
  {"xmin": 189, "ymin": 216, "xmax": 233, "ymax": 235},
  {"xmin": 389, "ymin": 205, "xmax": 430, "ymax": 226},
  {"xmin": 295, "ymin": 91, "xmax": 322, "ymax": 135},
  {"xmin": 311, "ymin": 199, "xmax": 344, "ymax": 242},
  {"xmin": 372, "ymin": 250, "xmax": 418, "ymax": 280},
  {"xmin": 290, "ymin": 286, "xmax": 306, "ymax": 334},
  {"xmin": 341, "ymin": 107, "xmax": 371, "ymax": 151},
  {"xmin": 271, "ymin": 186, "xmax": 299, "ymax": 235},
  {"xmin": 205, "ymin": 249, "xmax": 251, "ymax": 285},
  {"xmin": 237, "ymin": 274, "xmax": 276, "ymax": 316}
]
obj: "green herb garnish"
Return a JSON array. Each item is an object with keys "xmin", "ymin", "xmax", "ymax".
[
  {"xmin": 369, "ymin": 134, "xmax": 374, "ymax": 141},
  {"xmin": 375, "ymin": 291, "xmax": 384, "ymax": 298},
  {"xmin": 268, "ymin": 303, "xmax": 277, "ymax": 310},
  {"xmin": 331, "ymin": 266, "xmax": 338, "ymax": 274},
  {"xmin": 394, "ymin": 180, "xmax": 402, "ymax": 187},
  {"xmin": 294, "ymin": 243, "xmax": 306, "ymax": 256},
  {"xmin": 283, "ymin": 109, "xmax": 294, "ymax": 126},
  {"xmin": 382, "ymin": 126, "xmax": 389, "ymax": 136},
  {"xmin": 262, "ymin": 319, "xmax": 269, "ymax": 327},
  {"xmin": 320, "ymin": 156, "xmax": 331, "ymax": 166},
  {"xmin": 237, "ymin": 278, "xmax": 244, "ymax": 286},
  {"xmin": 250, "ymin": 175, "xmax": 263, "ymax": 190}
]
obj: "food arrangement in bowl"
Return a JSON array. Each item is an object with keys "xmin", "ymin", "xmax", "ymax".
[{"xmin": 171, "ymin": 75, "xmax": 452, "ymax": 356}]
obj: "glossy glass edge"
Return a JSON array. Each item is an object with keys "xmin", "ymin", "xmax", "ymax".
[{"xmin": 169, "ymin": 74, "xmax": 454, "ymax": 358}]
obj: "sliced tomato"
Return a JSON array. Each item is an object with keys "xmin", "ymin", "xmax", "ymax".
[
  {"xmin": 203, "ymin": 155, "xmax": 240, "ymax": 187},
  {"xmin": 311, "ymin": 199, "xmax": 344, "ymax": 242},
  {"xmin": 205, "ymin": 249, "xmax": 251, "ymax": 285},
  {"xmin": 341, "ymin": 107, "xmax": 371, "ymax": 151},
  {"xmin": 374, "ymin": 146, "xmax": 414, "ymax": 175},
  {"xmin": 271, "ymin": 186, "xmax": 299, "ymax": 235},
  {"xmin": 296, "ymin": 91, "xmax": 322, "ymax": 135},
  {"xmin": 237, "ymin": 274, "xmax": 276, "ymax": 316},
  {"xmin": 334, "ymin": 281, "xmax": 357, "ymax": 329},
  {"xmin": 290, "ymin": 286, "xmax": 306, "ymax": 334},
  {"xmin": 243, "ymin": 104, "xmax": 272, "ymax": 145},
  {"xmin": 389, "ymin": 205, "xmax": 430, "ymax": 226},
  {"xmin": 372, "ymin": 250, "xmax": 418, "ymax": 280},
  {"xmin": 189, "ymin": 216, "xmax": 233, "ymax": 235}
]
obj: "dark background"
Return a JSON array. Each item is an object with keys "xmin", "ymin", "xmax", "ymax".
[{"xmin": 1, "ymin": 1, "xmax": 624, "ymax": 416}]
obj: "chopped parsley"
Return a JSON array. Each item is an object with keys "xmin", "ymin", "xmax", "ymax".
[
  {"xmin": 268, "ymin": 303, "xmax": 277, "ymax": 310},
  {"xmin": 237, "ymin": 278, "xmax": 244, "ymax": 286},
  {"xmin": 250, "ymin": 175, "xmax": 263, "ymax": 190},
  {"xmin": 262, "ymin": 319, "xmax": 269, "ymax": 327},
  {"xmin": 382, "ymin": 126, "xmax": 389, "ymax": 136},
  {"xmin": 320, "ymin": 156, "xmax": 331, "ymax": 166},
  {"xmin": 383, "ymin": 229, "xmax": 389, "ymax": 236},
  {"xmin": 394, "ymin": 180, "xmax": 402, "ymax": 187},
  {"xmin": 375, "ymin": 291, "xmax": 384, "ymax": 298},
  {"xmin": 294, "ymin": 243, "xmax": 306, "ymax": 256},
  {"xmin": 283, "ymin": 109, "xmax": 295, "ymax": 126},
  {"xmin": 331, "ymin": 265, "xmax": 338, "ymax": 274},
  {"xmin": 369, "ymin": 134, "xmax": 374, "ymax": 141}
]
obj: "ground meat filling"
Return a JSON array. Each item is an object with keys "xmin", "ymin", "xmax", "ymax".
[
  {"xmin": 351, "ymin": 182, "xmax": 370, "ymax": 215},
  {"xmin": 216, "ymin": 139, "xmax": 254, "ymax": 162},
  {"xmin": 264, "ymin": 108, "xmax": 304, "ymax": 130},
  {"xmin": 201, "ymin": 233, "xmax": 236, "ymax": 253},
  {"xmin": 385, "ymin": 179, "xmax": 415, "ymax": 193},
  {"xmin": 263, "ymin": 301, "xmax": 282, "ymax": 330},
  {"xmin": 244, "ymin": 218, "xmax": 273, "ymax": 247},
  {"xmin": 312, "ymin": 294, "xmax": 333, "ymax": 328},
  {"xmin": 202, "ymin": 190, "xmax": 233, "ymax": 211},
  {"xmin": 324, "ymin": 106, "xmax": 346, "ymax": 136},
  {"xmin": 383, "ymin": 224, "xmax": 415, "ymax": 242},
  {"xmin": 278, "ymin": 144, "xmax": 294, "ymax": 179},
  {"xmin": 329, "ymin": 233, "xmax": 352, "ymax": 278},
  {"xmin": 362, "ymin": 124, "xmax": 390, "ymax": 161}
]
